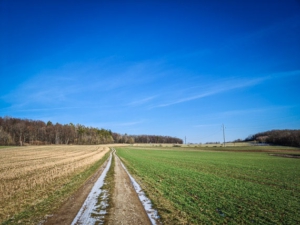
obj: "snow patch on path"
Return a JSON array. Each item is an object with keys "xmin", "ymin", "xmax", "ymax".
[{"xmin": 71, "ymin": 152, "xmax": 112, "ymax": 225}]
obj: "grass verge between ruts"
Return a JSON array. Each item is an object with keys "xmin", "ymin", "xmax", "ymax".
[{"xmin": 93, "ymin": 152, "xmax": 115, "ymax": 225}]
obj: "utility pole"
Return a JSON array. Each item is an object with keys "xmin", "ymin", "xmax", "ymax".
[
  {"xmin": 185, "ymin": 136, "xmax": 186, "ymax": 145},
  {"xmin": 222, "ymin": 124, "xmax": 226, "ymax": 147}
]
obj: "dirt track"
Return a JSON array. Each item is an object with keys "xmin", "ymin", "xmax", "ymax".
[
  {"xmin": 44, "ymin": 149, "xmax": 152, "ymax": 225},
  {"xmin": 44, "ymin": 151, "xmax": 110, "ymax": 225},
  {"xmin": 106, "ymin": 152, "xmax": 151, "ymax": 225}
]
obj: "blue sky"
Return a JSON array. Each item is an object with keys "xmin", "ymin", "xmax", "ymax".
[{"xmin": 1, "ymin": 0, "xmax": 300, "ymax": 143}]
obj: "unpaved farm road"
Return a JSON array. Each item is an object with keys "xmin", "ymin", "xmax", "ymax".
[
  {"xmin": 44, "ymin": 150, "xmax": 152, "ymax": 225},
  {"xmin": 106, "ymin": 152, "xmax": 151, "ymax": 225}
]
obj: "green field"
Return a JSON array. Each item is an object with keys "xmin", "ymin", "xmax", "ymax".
[{"xmin": 116, "ymin": 146, "xmax": 300, "ymax": 224}]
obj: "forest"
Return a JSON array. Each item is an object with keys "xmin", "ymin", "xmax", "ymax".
[
  {"xmin": 245, "ymin": 129, "xmax": 300, "ymax": 147},
  {"xmin": 0, "ymin": 117, "xmax": 182, "ymax": 145},
  {"xmin": 111, "ymin": 133, "xmax": 183, "ymax": 144}
]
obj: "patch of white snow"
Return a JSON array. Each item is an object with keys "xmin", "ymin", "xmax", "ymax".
[{"xmin": 71, "ymin": 152, "xmax": 112, "ymax": 225}]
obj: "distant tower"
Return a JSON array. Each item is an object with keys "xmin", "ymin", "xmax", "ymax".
[{"xmin": 222, "ymin": 124, "xmax": 226, "ymax": 147}]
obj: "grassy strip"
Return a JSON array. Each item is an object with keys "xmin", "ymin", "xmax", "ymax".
[
  {"xmin": 1, "ymin": 151, "xmax": 110, "ymax": 225},
  {"xmin": 102, "ymin": 153, "xmax": 115, "ymax": 224},
  {"xmin": 117, "ymin": 147, "xmax": 300, "ymax": 224},
  {"xmin": 92, "ymin": 152, "xmax": 115, "ymax": 225}
]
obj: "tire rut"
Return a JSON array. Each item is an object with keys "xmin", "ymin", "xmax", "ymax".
[{"xmin": 106, "ymin": 151, "xmax": 152, "ymax": 225}]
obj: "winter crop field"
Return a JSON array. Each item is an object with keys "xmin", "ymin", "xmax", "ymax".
[
  {"xmin": 0, "ymin": 145, "xmax": 110, "ymax": 224},
  {"xmin": 116, "ymin": 146, "xmax": 300, "ymax": 224}
]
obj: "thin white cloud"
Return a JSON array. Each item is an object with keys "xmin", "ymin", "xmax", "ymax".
[
  {"xmin": 127, "ymin": 95, "xmax": 158, "ymax": 106},
  {"xmin": 2, "ymin": 59, "xmax": 166, "ymax": 107},
  {"xmin": 2, "ymin": 74, "xmax": 81, "ymax": 106},
  {"xmin": 151, "ymin": 91, "xmax": 215, "ymax": 108},
  {"xmin": 95, "ymin": 60, "xmax": 166, "ymax": 91},
  {"xmin": 149, "ymin": 69, "xmax": 299, "ymax": 109},
  {"xmin": 208, "ymin": 105, "xmax": 295, "ymax": 120},
  {"xmin": 150, "ymin": 77, "xmax": 266, "ymax": 108}
]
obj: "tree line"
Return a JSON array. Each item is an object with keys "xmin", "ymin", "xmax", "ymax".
[
  {"xmin": 0, "ymin": 117, "xmax": 182, "ymax": 145},
  {"xmin": 245, "ymin": 129, "xmax": 300, "ymax": 147},
  {"xmin": 0, "ymin": 117, "xmax": 113, "ymax": 145},
  {"xmin": 111, "ymin": 133, "xmax": 183, "ymax": 144}
]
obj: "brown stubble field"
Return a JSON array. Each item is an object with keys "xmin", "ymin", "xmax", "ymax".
[{"xmin": 0, "ymin": 145, "xmax": 110, "ymax": 224}]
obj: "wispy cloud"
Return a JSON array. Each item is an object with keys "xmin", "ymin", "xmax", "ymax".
[
  {"xmin": 150, "ymin": 91, "xmax": 215, "ymax": 108},
  {"xmin": 150, "ymin": 77, "xmax": 266, "ymax": 108},
  {"xmin": 2, "ymin": 59, "xmax": 167, "ymax": 110},
  {"xmin": 127, "ymin": 95, "xmax": 158, "ymax": 106},
  {"xmin": 148, "ymin": 69, "xmax": 299, "ymax": 109},
  {"xmin": 2, "ymin": 75, "xmax": 79, "ymax": 106},
  {"xmin": 93, "ymin": 60, "xmax": 166, "ymax": 91},
  {"xmin": 208, "ymin": 105, "xmax": 295, "ymax": 120}
]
